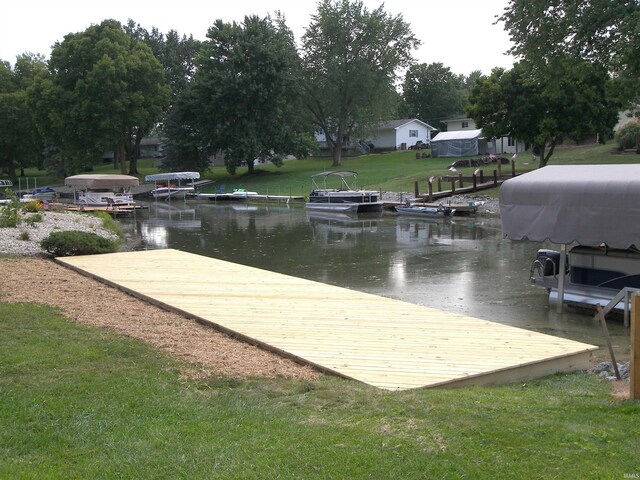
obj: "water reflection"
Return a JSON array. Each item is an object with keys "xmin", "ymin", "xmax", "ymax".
[{"xmin": 120, "ymin": 201, "xmax": 629, "ymax": 361}]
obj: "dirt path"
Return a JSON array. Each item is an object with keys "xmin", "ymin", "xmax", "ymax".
[{"xmin": 0, "ymin": 257, "xmax": 320, "ymax": 382}]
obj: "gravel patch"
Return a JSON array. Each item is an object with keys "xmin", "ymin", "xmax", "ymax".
[{"xmin": 0, "ymin": 211, "xmax": 118, "ymax": 256}]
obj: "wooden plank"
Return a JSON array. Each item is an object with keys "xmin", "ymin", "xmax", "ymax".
[{"xmin": 57, "ymin": 249, "xmax": 598, "ymax": 390}]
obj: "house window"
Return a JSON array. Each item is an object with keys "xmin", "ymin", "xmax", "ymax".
[
  {"xmin": 409, "ymin": 129, "xmax": 418, "ymax": 137},
  {"xmin": 461, "ymin": 121, "xmax": 469, "ymax": 128},
  {"xmin": 508, "ymin": 137, "xmax": 515, "ymax": 147}
]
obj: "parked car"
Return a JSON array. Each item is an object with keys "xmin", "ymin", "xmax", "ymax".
[{"xmin": 409, "ymin": 140, "xmax": 429, "ymax": 150}]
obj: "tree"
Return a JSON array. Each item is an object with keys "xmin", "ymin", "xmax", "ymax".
[
  {"xmin": 31, "ymin": 20, "xmax": 170, "ymax": 175},
  {"xmin": 400, "ymin": 63, "xmax": 466, "ymax": 130},
  {"xmin": 183, "ymin": 14, "xmax": 314, "ymax": 175},
  {"xmin": 499, "ymin": 0, "xmax": 640, "ymax": 106},
  {"xmin": 123, "ymin": 21, "xmax": 202, "ymax": 105},
  {"xmin": 0, "ymin": 54, "xmax": 46, "ymax": 182},
  {"xmin": 301, "ymin": 0, "xmax": 419, "ymax": 166},
  {"xmin": 123, "ymin": 21, "xmax": 202, "ymax": 172},
  {"xmin": 467, "ymin": 59, "xmax": 618, "ymax": 167}
]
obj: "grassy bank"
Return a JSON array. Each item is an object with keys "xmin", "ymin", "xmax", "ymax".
[
  {"xmin": 16, "ymin": 142, "xmax": 636, "ymax": 198},
  {"xmin": 1, "ymin": 302, "xmax": 638, "ymax": 478}
]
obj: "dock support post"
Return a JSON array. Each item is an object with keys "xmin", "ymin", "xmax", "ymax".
[
  {"xmin": 480, "ymin": 170, "xmax": 484, "ymax": 183},
  {"xmin": 557, "ymin": 244, "xmax": 567, "ymax": 313},
  {"xmin": 458, "ymin": 173, "xmax": 463, "ymax": 188},
  {"xmin": 437, "ymin": 178, "xmax": 442, "ymax": 192},
  {"xmin": 450, "ymin": 180, "xmax": 456, "ymax": 195},
  {"xmin": 428, "ymin": 180, "xmax": 433, "ymax": 202},
  {"xmin": 632, "ymin": 293, "xmax": 640, "ymax": 400},
  {"xmin": 414, "ymin": 181, "xmax": 419, "ymax": 198},
  {"xmin": 497, "ymin": 160, "xmax": 502, "ymax": 178},
  {"xmin": 472, "ymin": 174, "xmax": 477, "ymax": 190},
  {"xmin": 493, "ymin": 170, "xmax": 498, "ymax": 187},
  {"xmin": 511, "ymin": 160, "xmax": 516, "ymax": 177}
]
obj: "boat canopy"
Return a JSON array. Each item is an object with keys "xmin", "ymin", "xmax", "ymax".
[
  {"xmin": 65, "ymin": 174, "xmax": 139, "ymax": 189},
  {"xmin": 311, "ymin": 171, "xmax": 360, "ymax": 190},
  {"xmin": 500, "ymin": 165, "xmax": 640, "ymax": 249},
  {"xmin": 311, "ymin": 171, "xmax": 358, "ymax": 179},
  {"xmin": 144, "ymin": 171, "xmax": 200, "ymax": 182}
]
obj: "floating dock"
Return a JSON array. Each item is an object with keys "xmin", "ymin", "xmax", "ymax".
[
  {"xmin": 196, "ymin": 193, "xmax": 305, "ymax": 203},
  {"xmin": 57, "ymin": 249, "xmax": 597, "ymax": 390}
]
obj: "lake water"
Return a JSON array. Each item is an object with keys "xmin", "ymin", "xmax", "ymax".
[{"xmin": 119, "ymin": 200, "xmax": 630, "ymax": 362}]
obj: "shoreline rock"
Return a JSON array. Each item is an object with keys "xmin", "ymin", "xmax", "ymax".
[{"xmin": 0, "ymin": 211, "xmax": 118, "ymax": 257}]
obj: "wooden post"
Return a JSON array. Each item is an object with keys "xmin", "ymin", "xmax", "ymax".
[
  {"xmin": 632, "ymin": 293, "xmax": 640, "ymax": 400},
  {"xmin": 480, "ymin": 170, "xmax": 484, "ymax": 183},
  {"xmin": 596, "ymin": 304, "xmax": 621, "ymax": 380},
  {"xmin": 428, "ymin": 180, "xmax": 433, "ymax": 202},
  {"xmin": 437, "ymin": 178, "xmax": 442, "ymax": 192},
  {"xmin": 493, "ymin": 170, "xmax": 498, "ymax": 187},
  {"xmin": 451, "ymin": 180, "xmax": 456, "ymax": 195},
  {"xmin": 497, "ymin": 160, "xmax": 502, "ymax": 178},
  {"xmin": 511, "ymin": 159, "xmax": 516, "ymax": 177},
  {"xmin": 414, "ymin": 180, "xmax": 419, "ymax": 198},
  {"xmin": 458, "ymin": 173, "xmax": 463, "ymax": 188},
  {"xmin": 472, "ymin": 174, "xmax": 477, "ymax": 190}
]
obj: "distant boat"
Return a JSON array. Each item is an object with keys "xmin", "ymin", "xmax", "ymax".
[
  {"xmin": 65, "ymin": 174, "xmax": 138, "ymax": 206},
  {"xmin": 145, "ymin": 171, "xmax": 200, "ymax": 200},
  {"xmin": 306, "ymin": 171, "xmax": 383, "ymax": 213},
  {"xmin": 22, "ymin": 186, "xmax": 57, "ymax": 202},
  {"xmin": 395, "ymin": 205, "xmax": 455, "ymax": 218}
]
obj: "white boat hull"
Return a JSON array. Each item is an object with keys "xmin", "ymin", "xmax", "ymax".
[
  {"xmin": 305, "ymin": 202, "xmax": 360, "ymax": 213},
  {"xmin": 78, "ymin": 191, "xmax": 134, "ymax": 206}
]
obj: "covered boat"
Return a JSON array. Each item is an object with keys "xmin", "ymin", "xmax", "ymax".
[
  {"xmin": 65, "ymin": 174, "xmax": 139, "ymax": 206},
  {"xmin": 306, "ymin": 171, "xmax": 383, "ymax": 213},
  {"xmin": 500, "ymin": 164, "xmax": 640, "ymax": 319},
  {"xmin": 145, "ymin": 171, "xmax": 200, "ymax": 200}
]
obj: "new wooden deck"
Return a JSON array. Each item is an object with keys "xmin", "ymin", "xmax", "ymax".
[{"xmin": 57, "ymin": 249, "xmax": 598, "ymax": 390}]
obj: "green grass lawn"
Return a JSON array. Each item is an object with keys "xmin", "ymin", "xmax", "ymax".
[
  {"xmin": 1, "ymin": 302, "xmax": 639, "ymax": 479},
  {"xmin": 16, "ymin": 142, "xmax": 638, "ymax": 199}
]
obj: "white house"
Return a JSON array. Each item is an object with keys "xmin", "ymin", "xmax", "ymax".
[
  {"xmin": 442, "ymin": 116, "xmax": 526, "ymax": 155},
  {"xmin": 314, "ymin": 118, "xmax": 437, "ymax": 155},
  {"xmin": 365, "ymin": 118, "xmax": 437, "ymax": 151}
]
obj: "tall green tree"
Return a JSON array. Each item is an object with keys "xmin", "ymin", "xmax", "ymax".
[
  {"xmin": 499, "ymin": 0, "xmax": 640, "ymax": 105},
  {"xmin": 123, "ymin": 21, "xmax": 202, "ymax": 104},
  {"xmin": 0, "ymin": 54, "xmax": 46, "ymax": 182},
  {"xmin": 123, "ymin": 21, "xmax": 202, "ymax": 172},
  {"xmin": 31, "ymin": 19, "xmax": 170, "ymax": 175},
  {"xmin": 468, "ymin": 59, "xmax": 618, "ymax": 167},
  {"xmin": 400, "ymin": 63, "xmax": 466, "ymax": 130},
  {"xmin": 301, "ymin": 0, "xmax": 419, "ymax": 166},
  {"xmin": 183, "ymin": 14, "xmax": 313, "ymax": 175}
]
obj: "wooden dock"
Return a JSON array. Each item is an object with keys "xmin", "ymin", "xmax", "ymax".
[
  {"xmin": 47, "ymin": 202, "xmax": 148, "ymax": 217},
  {"xmin": 57, "ymin": 249, "xmax": 597, "ymax": 390}
]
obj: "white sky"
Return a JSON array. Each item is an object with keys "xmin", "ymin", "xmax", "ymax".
[{"xmin": 0, "ymin": 0, "xmax": 514, "ymax": 75}]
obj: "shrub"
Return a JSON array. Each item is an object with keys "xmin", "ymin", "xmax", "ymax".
[
  {"xmin": 20, "ymin": 200, "xmax": 43, "ymax": 213},
  {"xmin": 615, "ymin": 118, "xmax": 640, "ymax": 152},
  {"xmin": 18, "ymin": 230, "xmax": 30, "ymax": 241},
  {"xmin": 0, "ymin": 188, "xmax": 20, "ymax": 228},
  {"xmin": 24, "ymin": 213, "xmax": 43, "ymax": 226},
  {"xmin": 40, "ymin": 230, "xmax": 118, "ymax": 257}
]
